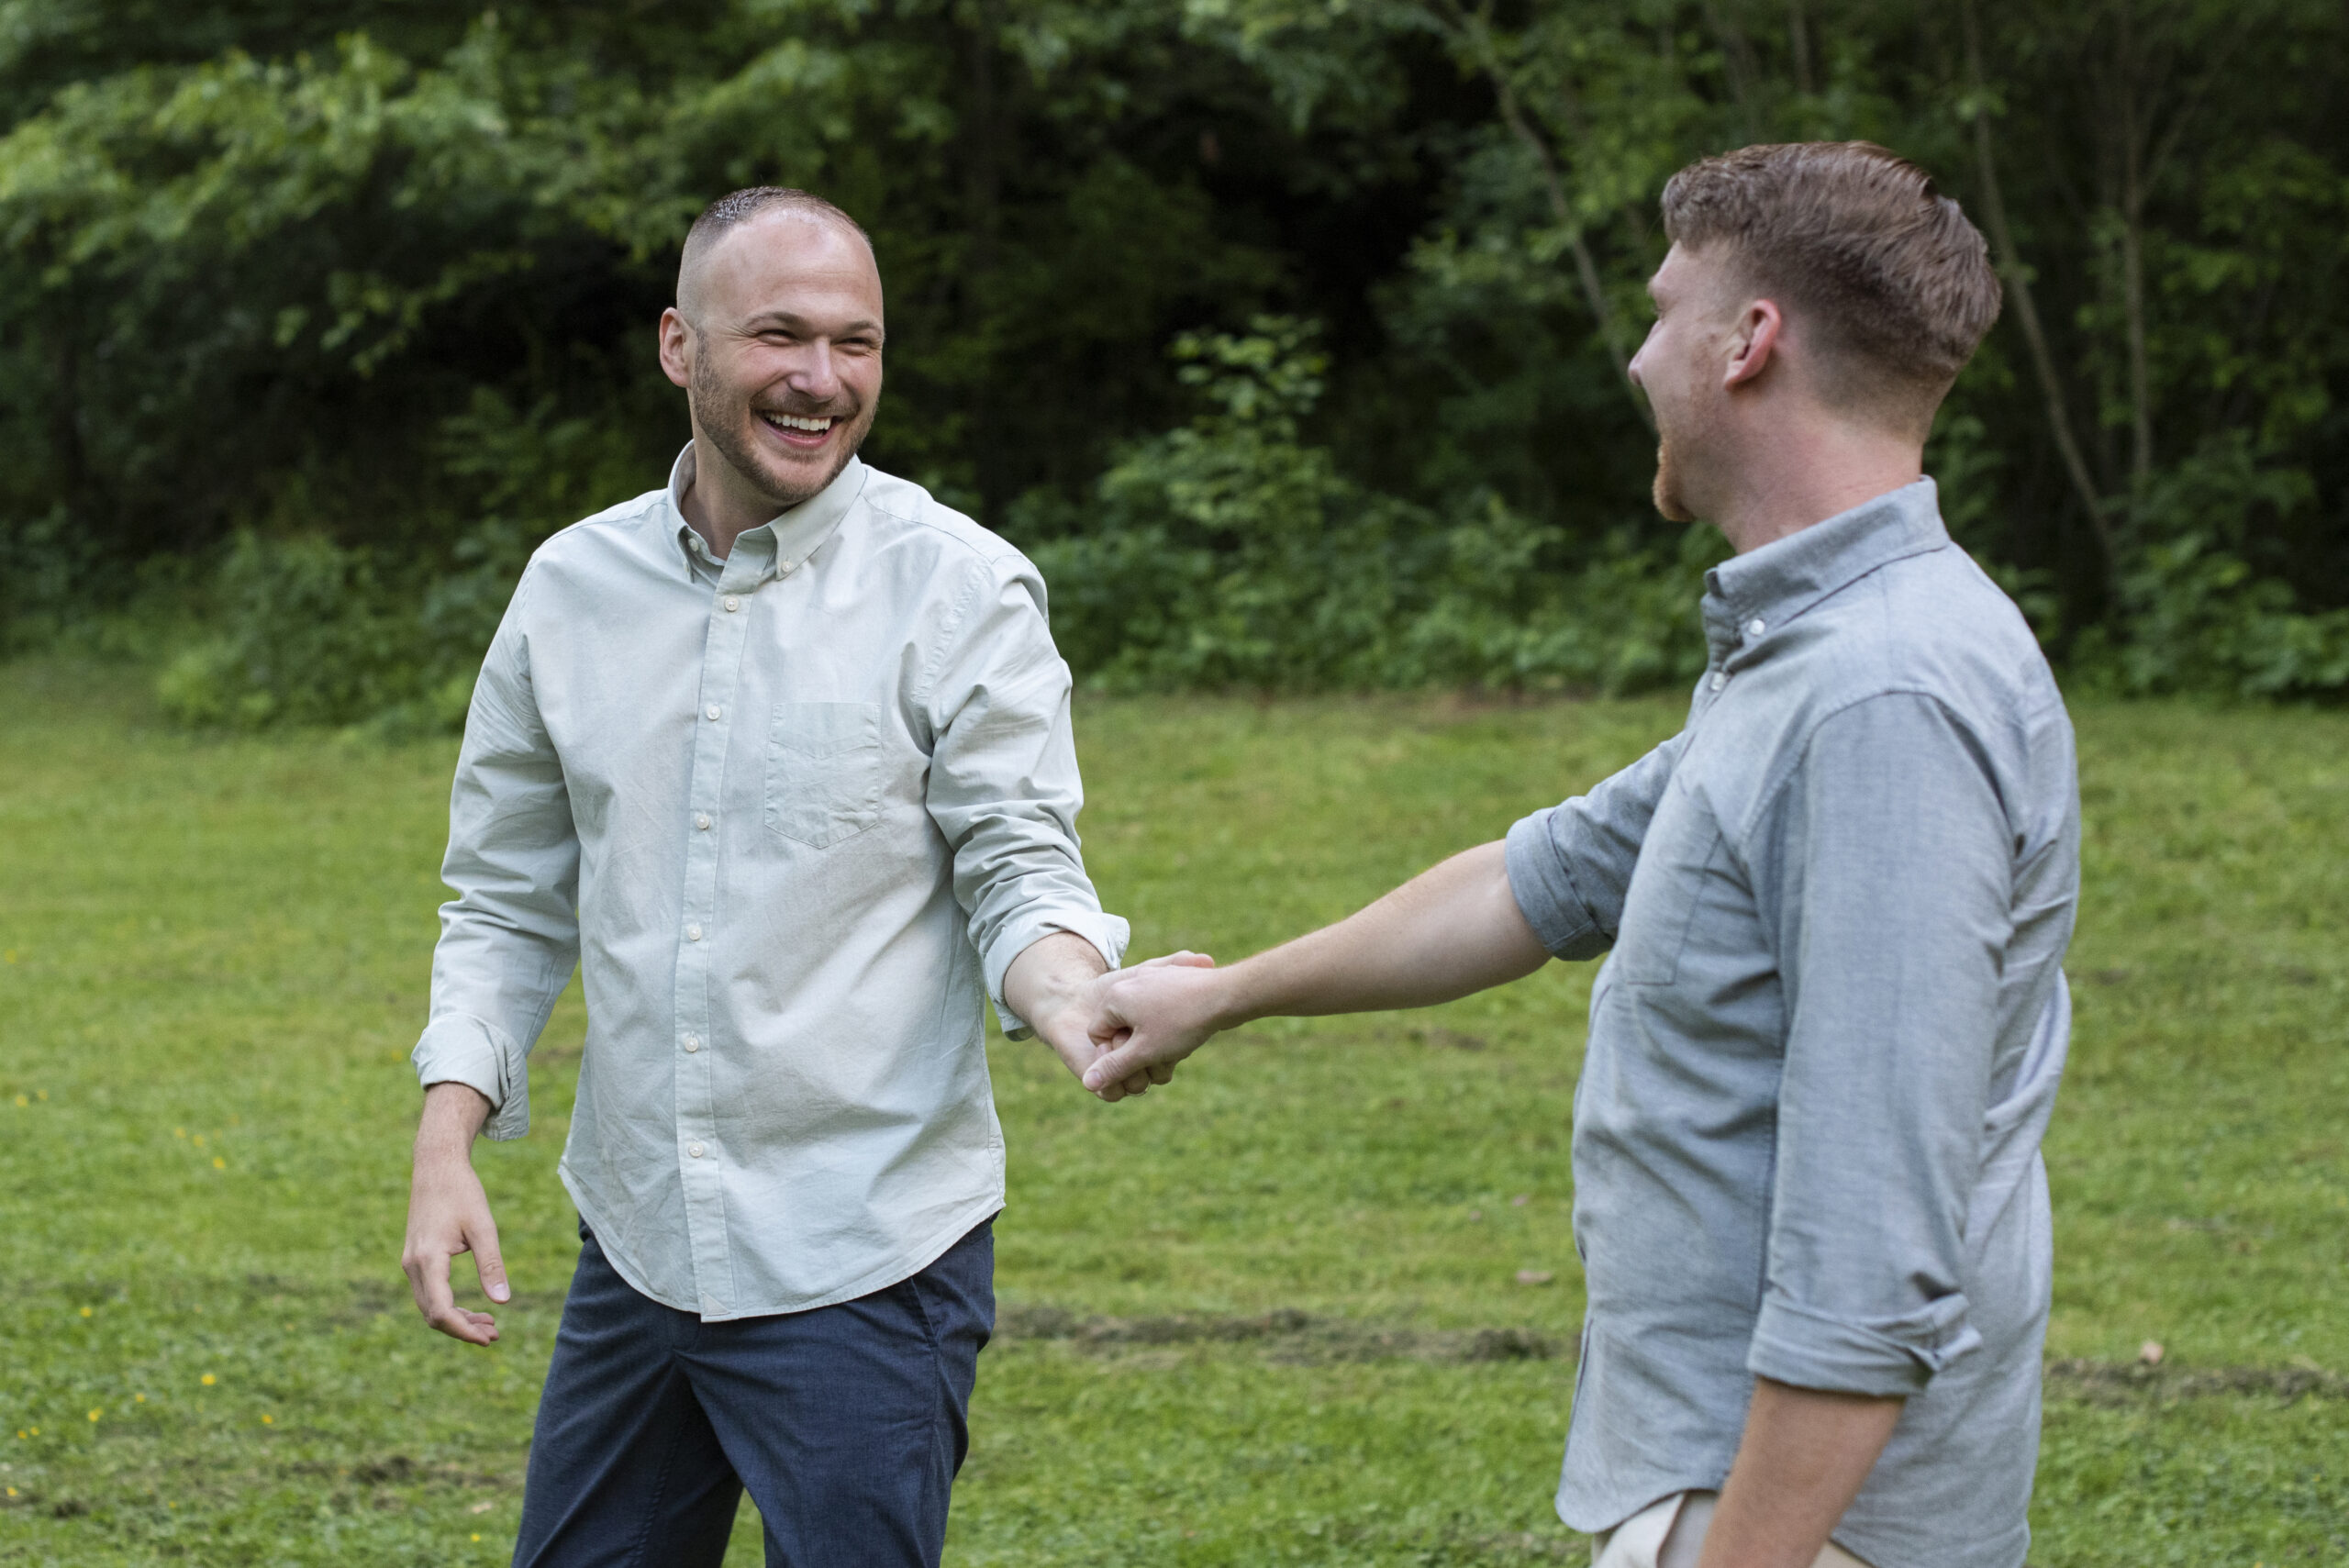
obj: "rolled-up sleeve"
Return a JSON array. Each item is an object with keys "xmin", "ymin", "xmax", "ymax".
[
  {"xmin": 1744, "ymin": 693, "xmax": 2011, "ymax": 1395},
  {"xmin": 922, "ymin": 553, "xmax": 1129, "ymax": 1039},
  {"xmin": 1505, "ymin": 731, "xmax": 1689, "ymax": 960},
  {"xmin": 412, "ymin": 573, "xmax": 581, "ymax": 1140}
]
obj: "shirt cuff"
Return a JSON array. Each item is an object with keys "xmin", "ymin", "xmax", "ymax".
[
  {"xmin": 985, "ymin": 909, "xmax": 1131, "ymax": 1040},
  {"xmin": 1745, "ymin": 1290, "xmax": 1982, "ymax": 1397},
  {"xmin": 1504, "ymin": 810, "xmax": 1610, "ymax": 961},
  {"xmin": 412, "ymin": 1013, "xmax": 533, "ymax": 1142}
]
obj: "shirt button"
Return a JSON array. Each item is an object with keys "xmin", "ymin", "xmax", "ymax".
[
  {"xmin": 1709, "ymin": 671, "xmax": 1728, "ymax": 691},
  {"xmin": 687, "ymin": 1141, "xmax": 706, "ymax": 1159},
  {"xmin": 685, "ymin": 923, "xmax": 703, "ymax": 941},
  {"xmin": 682, "ymin": 1033, "xmax": 700, "ymax": 1053},
  {"xmin": 705, "ymin": 705, "xmax": 721, "ymax": 721},
  {"xmin": 722, "ymin": 595, "xmax": 740, "ymax": 613},
  {"xmin": 1747, "ymin": 617, "xmax": 1766, "ymax": 637},
  {"xmin": 695, "ymin": 813, "xmax": 711, "ymax": 830}
]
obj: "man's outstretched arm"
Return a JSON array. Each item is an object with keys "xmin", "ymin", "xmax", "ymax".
[{"xmin": 1079, "ymin": 840, "xmax": 1549, "ymax": 1095}]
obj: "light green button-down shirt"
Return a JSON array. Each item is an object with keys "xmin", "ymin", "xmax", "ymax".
[{"xmin": 413, "ymin": 446, "xmax": 1128, "ymax": 1319}]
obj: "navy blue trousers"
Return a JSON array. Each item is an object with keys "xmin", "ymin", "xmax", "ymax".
[{"xmin": 513, "ymin": 1218, "xmax": 994, "ymax": 1568}]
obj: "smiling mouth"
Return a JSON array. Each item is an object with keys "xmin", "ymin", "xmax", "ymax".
[{"xmin": 759, "ymin": 410, "xmax": 841, "ymax": 450}]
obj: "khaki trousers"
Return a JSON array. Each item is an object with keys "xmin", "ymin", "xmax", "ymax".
[{"xmin": 1592, "ymin": 1492, "xmax": 1875, "ymax": 1568}]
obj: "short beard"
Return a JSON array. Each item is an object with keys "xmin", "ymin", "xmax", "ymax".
[
  {"xmin": 688, "ymin": 352, "xmax": 869, "ymax": 512},
  {"xmin": 1651, "ymin": 439, "xmax": 1696, "ymax": 524}
]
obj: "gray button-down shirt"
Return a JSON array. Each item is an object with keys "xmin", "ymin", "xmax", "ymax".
[
  {"xmin": 1506, "ymin": 482, "xmax": 2078, "ymax": 1568},
  {"xmin": 413, "ymin": 447, "xmax": 1128, "ymax": 1319}
]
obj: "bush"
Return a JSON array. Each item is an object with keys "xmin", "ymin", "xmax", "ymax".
[
  {"xmin": 154, "ymin": 532, "xmax": 446, "ymax": 729},
  {"xmin": 2073, "ymin": 436, "xmax": 2349, "ymax": 698},
  {"xmin": 153, "ymin": 388, "xmax": 654, "ymax": 733},
  {"xmin": 1030, "ymin": 318, "xmax": 1716, "ymax": 695}
]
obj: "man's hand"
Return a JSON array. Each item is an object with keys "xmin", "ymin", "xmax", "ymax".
[
  {"xmin": 1080, "ymin": 956, "xmax": 1236, "ymax": 1098},
  {"xmin": 1005, "ymin": 931, "xmax": 1212, "ymax": 1100},
  {"xmin": 402, "ymin": 1082, "xmax": 509, "ymax": 1346}
]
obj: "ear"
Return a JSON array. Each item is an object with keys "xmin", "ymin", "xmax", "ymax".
[
  {"xmin": 657, "ymin": 307, "xmax": 694, "ymax": 390},
  {"xmin": 1721, "ymin": 298, "xmax": 1784, "ymax": 391}
]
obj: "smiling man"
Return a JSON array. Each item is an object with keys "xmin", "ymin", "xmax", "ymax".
[
  {"xmin": 398, "ymin": 188, "xmax": 1149, "ymax": 1567},
  {"xmin": 1078, "ymin": 144, "xmax": 2080, "ymax": 1568}
]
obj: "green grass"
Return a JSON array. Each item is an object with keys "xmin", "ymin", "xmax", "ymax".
[{"xmin": 1, "ymin": 661, "xmax": 2343, "ymax": 1564}]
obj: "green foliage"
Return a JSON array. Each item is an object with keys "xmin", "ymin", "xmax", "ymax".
[
  {"xmin": 2070, "ymin": 434, "xmax": 2349, "ymax": 696},
  {"xmin": 1031, "ymin": 317, "xmax": 1430, "ymax": 689},
  {"xmin": 2, "ymin": 0, "xmax": 2345, "ymax": 713},
  {"xmin": 1035, "ymin": 317, "xmax": 1718, "ymax": 693},
  {"xmin": 155, "ymin": 530, "xmax": 428, "ymax": 730},
  {"xmin": 5, "ymin": 666, "xmax": 2348, "ymax": 1560}
]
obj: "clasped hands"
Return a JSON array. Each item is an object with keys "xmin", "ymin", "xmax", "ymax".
[{"xmin": 1025, "ymin": 950, "xmax": 1234, "ymax": 1103}]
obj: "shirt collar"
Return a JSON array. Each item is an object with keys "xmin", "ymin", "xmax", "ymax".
[
  {"xmin": 1700, "ymin": 478, "xmax": 1947, "ymax": 648},
  {"xmin": 664, "ymin": 442, "xmax": 868, "ymax": 583}
]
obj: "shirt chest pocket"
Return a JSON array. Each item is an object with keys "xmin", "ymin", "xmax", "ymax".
[
  {"xmin": 763, "ymin": 701, "xmax": 885, "ymax": 849},
  {"xmin": 1612, "ymin": 788, "xmax": 1726, "ymax": 987}
]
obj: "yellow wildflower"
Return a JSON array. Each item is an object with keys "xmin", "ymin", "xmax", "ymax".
[
  {"xmin": 86, "ymin": 1409, "xmax": 100, "ymax": 1423},
  {"xmin": 200, "ymin": 1374, "xmax": 216, "ymax": 1386},
  {"xmin": 79, "ymin": 1307, "xmax": 92, "ymax": 1318},
  {"xmin": 261, "ymin": 1414, "xmax": 273, "ymax": 1425},
  {"xmin": 135, "ymin": 1394, "xmax": 146, "ymax": 1404},
  {"xmin": 212, "ymin": 1158, "xmax": 226, "ymax": 1170}
]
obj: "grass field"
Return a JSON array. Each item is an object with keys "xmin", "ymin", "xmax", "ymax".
[{"xmin": 2, "ymin": 658, "xmax": 2345, "ymax": 1565}]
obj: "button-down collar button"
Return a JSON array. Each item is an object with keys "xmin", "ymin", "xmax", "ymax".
[
  {"xmin": 695, "ymin": 813, "xmax": 711, "ymax": 831},
  {"xmin": 1709, "ymin": 671, "xmax": 1729, "ymax": 691},
  {"xmin": 722, "ymin": 595, "xmax": 740, "ymax": 613},
  {"xmin": 1747, "ymin": 617, "xmax": 1766, "ymax": 637},
  {"xmin": 685, "ymin": 923, "xmax": 704, "ymax": 941},
  {"xmin": 705, "ymin": 704, "xmax": 722, "ymax": 721},
  {"xmin": 682, "ymin": 1033, "xmax": 701, "ymax": 1052},
  {"xmin": 687, "ymin": 1141, "xmax": 706, "ymax": 1159}
]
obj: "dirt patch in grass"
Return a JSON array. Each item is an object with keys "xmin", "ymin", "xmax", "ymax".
[{"xmin": 997, "ymin": 1305, "xmax": 1562, "ymax": 1364}]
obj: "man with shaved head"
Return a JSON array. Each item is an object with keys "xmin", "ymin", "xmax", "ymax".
[{"xmin": 400, "ymin": 188, "xmax": 1152, "ymax": 1566}]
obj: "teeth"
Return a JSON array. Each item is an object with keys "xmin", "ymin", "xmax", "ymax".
[{"xmin": 764, "ymin": 413, "xmax": 834, "ymax": 432}]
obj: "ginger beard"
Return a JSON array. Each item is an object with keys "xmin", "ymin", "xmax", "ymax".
[
  {"xmin": 1652, "ymin": 437, "xmax": 1695, "ymax": 525},
  {"xmin": 1648, "ymin": 391, "xmax": 1724, "ymax": 526},
  {"xmin": 687, "ymin": 342, "xmax": 876, "ymax": 513}
]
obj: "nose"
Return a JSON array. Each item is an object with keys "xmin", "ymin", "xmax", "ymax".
[{"xmin": 788, "ymin": 340, "xmax": 843, "ymax": 401}]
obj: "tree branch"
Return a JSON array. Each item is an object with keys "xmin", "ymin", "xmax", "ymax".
[
  {"xmin": 1441, "ymin": 0, "xmax": 1653, "ymax": 433},
  {"xmin": 1960, "ymin": 0, "xmax": 2119, "ymax": 596}
]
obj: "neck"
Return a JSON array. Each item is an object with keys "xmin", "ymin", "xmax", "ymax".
[
  {"xmin": 1705, "ymin": 420, "xmax": 1924, "ymax": 555},
  {"xmin": 680, "ymin": 435, "xmax": 790, "ymax": 560}
]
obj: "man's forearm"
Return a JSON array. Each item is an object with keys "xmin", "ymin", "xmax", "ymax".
[
  {"xmin": 1002, "ymin": 929, "xmax": 1109, "ymax": 1032},
  {"xmin": 1694, "ymin": 1378, "xmax": 1903, "ymax": 1568},
  {"xmin": 1080, "ymin": 841, "xmax": 1551, "ymax": 1095},
  {"xmin": 1215, "ymin": 841, "xmax": 1551, "ymax": 1027},
  {"xmin": 417, "ymin": 1080, "xmax": 494, "ymax": 1159}
]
